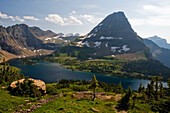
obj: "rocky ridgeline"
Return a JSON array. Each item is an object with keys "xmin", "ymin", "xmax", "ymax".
[{"xmin": 0, "ymin": 24, "xmax": 59, "ymax": 61}]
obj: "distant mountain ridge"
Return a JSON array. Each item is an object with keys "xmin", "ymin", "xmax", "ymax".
[
  {"xmin": 0, "ymin": 24, "xmax": 58, "ymax": 61},
  {"xmin": 143, "ymin": 39, "xmax": 170, "ymax": 68},
  {"xmin": 73, "ymin": 12, "xmax": 150, "ymax": 60},
  {"xmin": 148, "ymin": 36, "xmax": 170, "ymax": 49}
]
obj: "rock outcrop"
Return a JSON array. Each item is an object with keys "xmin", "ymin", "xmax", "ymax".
[{"xmin": 10, "ymin": 78, "xmax": 46, "ymax": 93}]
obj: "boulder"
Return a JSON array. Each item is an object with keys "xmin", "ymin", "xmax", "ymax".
[{"xmin": 10, "ymin": 78, "xmax": 46, "ymax": 93}]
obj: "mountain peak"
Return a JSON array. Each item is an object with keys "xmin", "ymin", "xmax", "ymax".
[
  {"xmin": 111, "ymin": 11, "xmax": 125, "ymax": 16},
  {"xmin": 75, "ymin": 11, "xmax": 150, "ymax": 59},
  {"xmin": 10, "ymin": 24, "xmax": 29, "ymax": 28},
  {"xmin": 148, "ymin": 35, "xmax": 162, "ymax": 40},
  {"xmin": 85, "ymin": 11, "xmax": 134, "ymax": 38}
]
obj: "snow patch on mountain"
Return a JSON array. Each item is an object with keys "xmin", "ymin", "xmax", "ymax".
[
  {"xmin": 86, "ymin": 33, "xmax": 96, "ymax": 38},
  {"xmin": 84, "ymin": 41, "xmax": 90, "ymax": 47},
  {"xmin": 45, "ymin": 38, "xmax": 52, "ymax": 41},
  {"xmin": 98, "ymin": 23, "xmax": 103, "ymax": 26},
  {"xmin": 76, "ymin": 41, "xmax": 84, "ymax": 47},
  {"xmin": 94, "ymin": 41, "xmax": 101, "ymax": 48},
  {"xmin": 94, "ymin": 27, "xmax": 101, "ymax": 32},
  {"xmin": 94, "ymin": 29, "xmax": 98, "ymax": 32},
  {"xmin": 105, "ymin": 42, "xmax": 108, "ymax": 47},
  {"xmin": 122, "ymin": 45, "xmax": 130, "ymax": 51},
  {"xmin": 111, "ymin": 47, "xmax": 120, "ymax": 52},
  {"xmin": 110, "ymin": 45, "xmax": 130, "ymax": 53},
  {"xmin": 100, "ymin": 36, "xmax": 123, "ymax": 40},
  {"xmin": 45, "ymin": 36, "xmax": 64, "ymax": 41}
]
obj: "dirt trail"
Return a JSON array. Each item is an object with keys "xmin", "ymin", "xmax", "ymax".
[
  {"xmin": 72, "ymin": 91, "xmax": 122, "ymax": 101},
  {"xmin": 13, "ymin": 93, "xmax": 63, "ymax": 113}
]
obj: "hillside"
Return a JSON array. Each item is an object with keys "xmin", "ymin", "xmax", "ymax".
[
  {"xmin": 0, "ymin": 78, "xmax": 169, "ymax": 113},
  {"xmin": 144, "ymin": 39, "xmax": 170, "ymax": 68}
]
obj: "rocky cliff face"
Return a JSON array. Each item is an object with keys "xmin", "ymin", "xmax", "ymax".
[
  {"xmin": 75, "ymin": 12, "xmax": 150, "ymax": 59},
  {"xmin": 0, "ymin": 24, "xmax": 58, "ymax": 61}
]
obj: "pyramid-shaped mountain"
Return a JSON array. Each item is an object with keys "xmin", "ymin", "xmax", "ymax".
[{"xmin": 76, "ymin": 12, "xmax": 150, "ymax": 59}]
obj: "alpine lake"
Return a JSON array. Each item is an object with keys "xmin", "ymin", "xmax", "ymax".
[{"xmin": 8, "ymin": 59, "xmax": 168, "ymax": 90}]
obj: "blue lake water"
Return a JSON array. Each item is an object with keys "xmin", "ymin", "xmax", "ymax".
[{"xmin": 9, "ymin": 60, "xmax": 167, "ymax": 90}]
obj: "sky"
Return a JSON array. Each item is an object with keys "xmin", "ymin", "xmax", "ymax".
[{"xmin": 0, "ymin": 0, "xmax": 170, "ymax": 43}]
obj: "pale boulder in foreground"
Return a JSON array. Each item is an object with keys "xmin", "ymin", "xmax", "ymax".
[{"xmin": 10, "ymin": 78, "xmax": 46, "ymax": 93}]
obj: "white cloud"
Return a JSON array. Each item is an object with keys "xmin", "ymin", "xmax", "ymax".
[
  {"xmin": 72, "ymin": 11, "xmax": 76, "ymax": 14},
  {"xmin": 0, "ymin": 21, "xmax": 3, "ymax": 23},
  {"xmin": 0, "ymin": 12, "xmax": 8, "ymax": 19},
  {"xmin": 80, "ymin": 14, "xmax": 103, "ymax": 24},
  {"xmin": 0, "ymin": 11, "xmax": 24, "ymax": 22},
  {"xmin": 45, "ymin": 14, "xmax": 65, "ymax": 25},
  {"xmin": 45, "ymin": 14, "xmax": 83, "ymax": 26},
  {"xmin": 23, "ymin": 16, "xmax": 39, "ymax": 21},
  {"xmin": 15, "ymin": 16, "xmax": 24, "ymax": 22},
  {"xmin": 8, "ymin": 16, "xmax": 15, "ymax": 21},
  {"xmin": 67, "ymin": 16, "xmax": 82, "ymax": 25},
  {"xmin": 142, "ymin": 5, "xmax": 170, "ymax": 15},
  {"xmin": 130, "ymin": 4, "xmax": 170, "ymax": 27}
]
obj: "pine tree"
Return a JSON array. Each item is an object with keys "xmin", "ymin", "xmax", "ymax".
[
  {"xmin": 146, "ymin": 83, "xmax": 153, "ymax": 100},
  {"xmin": 168, "ymin": 78, "xmax": 170, "ymax": 88},
  {"xmin": 118, "ymin": 86, "xmax": 133, "ymax": 110},
  {"xmin": 167, "ymin": 78, "xmax": 170, "ymax": 95},
  {"xmin": 142, "ymin": 86, "xmax": 145, "ymax": 92},
  {"xmin": 90, "ymin": 74, "xmax": 98, "ymax": 101},
  {"xmin": 150, "ymin": 78, "xmax": 155, "ymax": 94},
  {"xmin": 154, "ymin": 76, "xmax": 162, "ymax": 100},
  {"xmin": 128, "ymin": 86, "xmax": 132, "ymax": 97},
  {"xmin": 159, "ymin": 82, "xmax": 164, "ymax": 98},
  {"xmin": 118, "ymin": 82, "xmax": 123, "ymax": 93},
  {"xmin": 138, "ymin": 83, "xmax": 142, "ymax": 93}
]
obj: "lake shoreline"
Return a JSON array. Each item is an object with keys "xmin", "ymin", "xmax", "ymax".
[
  {"xmin": 7, "ymin": 59, "xmax": 168, "ymax": 90},
  {"xmin": 6, "ymin": 57, "xmax": 168, "ymax": 82}
]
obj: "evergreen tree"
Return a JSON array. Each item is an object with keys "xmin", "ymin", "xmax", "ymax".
[
  {"xmin": 159, "ymin": 82, "xmax": 164, "ymax": 98},
  {"xmin": 168, "ymin": 78, "xmax": 170, "ymax": 88},
  {"xmin": 118, "ymin": 86, "xmax": 133, "ymax": 110},
  {"xmin": 146, "ymin": 83, "xmax": 154, "ymax": 100},
  {"xmin": 168, "ymin": 78, "xmax": 170, "ymax": 95},
  {"xmin": 90, "ymin": 74, "xmax": 98, "ymax": 101},
  {"xmin": 128, "ymin": 86, "xmax": 132, "ymax": 97},
  {"xmin": 117, "ymin": 82, "xmax": 123, "ymax": 93},
  {"xmin": 0, "ymin": 61, "xmax": 23, "ymax": 85},
  {"xmin": 138, "ymin": 83, "xmax": 142, "ymax": 93},
  {"xmin": 142, "ymin": 86, "xmax": 145, "ymax": 92},
  {"xmin": 155, "ymin": 76, "xmax": 161, "ymax": 100}
]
